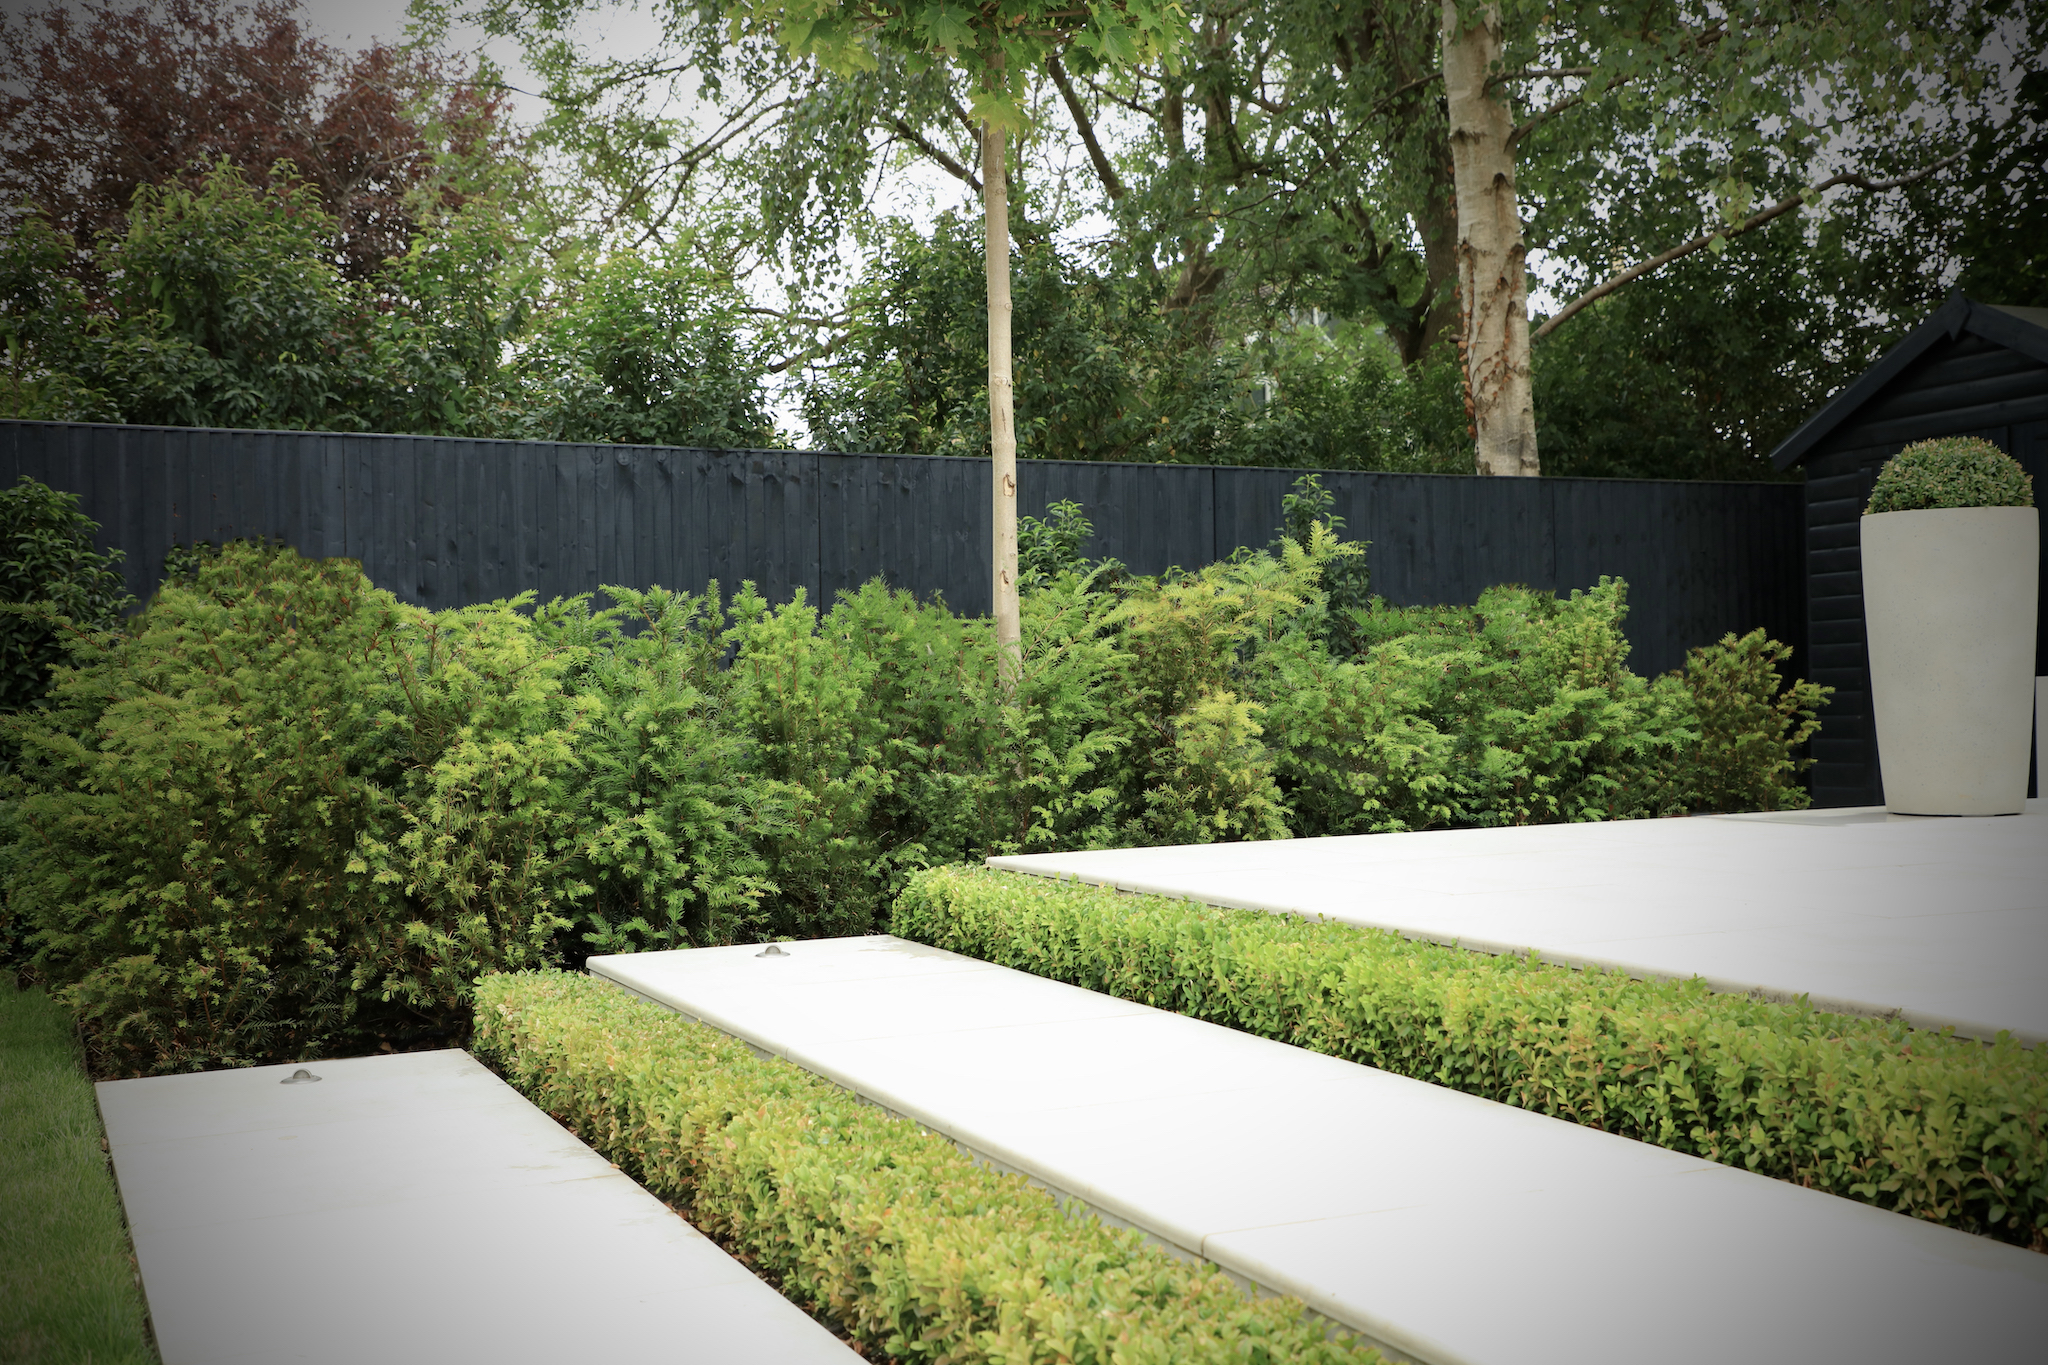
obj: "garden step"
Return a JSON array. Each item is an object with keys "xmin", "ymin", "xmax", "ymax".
[
  {"xmin": 990, "ymin": 800, "xmax": 2048, "ymax": 1043},
  {"xmin": 591, "ymin": 935, "xmax": 2048, "ymax": 1365},
  {"xmin": 95, "ymin": 1050, "xmax": 858, "ymax": 1365}
]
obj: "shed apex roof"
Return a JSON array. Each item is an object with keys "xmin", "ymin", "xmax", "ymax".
[{"xmin": 1768, "ymin": 292, "xmax": 2048, "ymax": 471}]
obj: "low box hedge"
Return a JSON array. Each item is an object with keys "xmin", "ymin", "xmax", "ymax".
[
  {"xmin": 472, "ymin": 970, "xmax": 1386, "ymax": 1364},
  {"xmin": 893, "ymin": 866, "xmax": 2048, "ymax": 1251}
]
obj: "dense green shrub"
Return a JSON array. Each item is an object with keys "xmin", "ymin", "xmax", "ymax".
[
  {"xmin": 0, "ymin": 506, "xmax": 1829, "ymax": 1070},
  {"xmin": 2, "ymin": 545, "xmax": 416, "ymax": 1070},
  {"xmin": 1271, "ymin": 474, "xmax": 1373, "ymax": 654},
  {"xmin": 0, "ymin": 544, "xmax": 1134, "ymax": 1069},
  {"xmin": 1682, "ymin": 629, "xmax": 1828, "ymax": 812},
  {"xmin": 0, "ymin": 476, "xmax": 131, "ymax": 716},
  {"xmin": 4, "ymin": 544, "xmax": 661, "ymax": 1071},
  {"xmin": 893, "ymin": 866, "xmax": 2048, "ymax": 1250},
  {"xmin": 1, "ymin": 163, "xmax": 776, "ymax": 444},
  {"xmin": 1268, "ymin": 581, "xmax": 1825, "ymax": 833},
  {"xmin": 474, "ymin": 969, "xmax": 1386, "ymax": 1364},
  {"xmin": 0, "ymin": 544, "xmax": 630, "ymax": 1071},
  {"xmin": 1018, "ymin": 499, "xmax": 1117, "ymax": 586},
  {"xmin": 1865, "ymin": 436, "xmax": 2035, "ymax": 514},
  {"xmin": 532, "ymin": 587, "xmax": 786, "ymax": 953},
  {"xmin": 1272, "ymin": 580, "xmax": 1696, "ymax": 831}
]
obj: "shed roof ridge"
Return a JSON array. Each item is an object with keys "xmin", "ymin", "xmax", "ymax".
[{"xmin": 1769, "ymin": 292, "xmax": 2048, "ymax": 470}]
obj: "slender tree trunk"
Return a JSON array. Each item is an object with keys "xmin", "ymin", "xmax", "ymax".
[
  {"xmin": 983, "ymin": 120, "xmax": 1021, "ymax": 684},
  {"xmin": 1441, "ymin": 1, "xmax": 1539, "ymax": 476}
]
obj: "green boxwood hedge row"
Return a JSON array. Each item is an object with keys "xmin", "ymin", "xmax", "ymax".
[
  {"xmin": 472, "ymin": 970, "xmax": 1386, "ymax": 1364},
  {"xmin": 893, "ymin": 866, "xmax": 2048, "ymax": 1251}
]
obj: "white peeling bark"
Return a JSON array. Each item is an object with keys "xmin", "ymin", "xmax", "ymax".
[
  {"xmin": 984, "ymin": 121, "xmax": 1022, "ymax": 684},
  {"xmin": 1442, "ymin": 1, "xmax": 1539, "ymax": 477}
]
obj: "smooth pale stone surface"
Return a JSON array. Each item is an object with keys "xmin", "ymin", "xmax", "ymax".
[
  {"xmin": 96, "ymin": 1049, "xmax": 857, "ymax": 1365},
  {"xmin": 590, "ymin": 936, "xmax": 2048, "ymax": 1365},
  {"xmin": 989, "ymin": 800, "xmax": 2048, "ymax": 1042}
]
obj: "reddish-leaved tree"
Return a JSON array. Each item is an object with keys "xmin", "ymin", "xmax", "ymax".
[{"xmin": 0, "ymin": 0, "xmax": 508, "ymax": 281}]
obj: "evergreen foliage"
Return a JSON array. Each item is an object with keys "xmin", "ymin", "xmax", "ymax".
[
  {"xmin": 0, "ymin": 476, "xmax": 131, "ymax": 717},
  {"xmin": 1, "ymin": 509, "xmax": 1826, "ymax": 1073},
  {"xmin": 0, "ymin": 163, "xmax": 774, "ymax": 447},
  {"xmin": 1017, "ymin": 499, "xmax": 1106, "ymax": 585},
  {"xmin": 1865, "ymin": 436, "xmax": 2035, "ymax": 515},
  {"xmin": 799, "ymin": 213, "xmax": 1470, "ymax": 470}
]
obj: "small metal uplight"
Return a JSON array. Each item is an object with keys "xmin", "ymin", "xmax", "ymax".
[
  {"xmin": 280, "ymin": 1068, "xmax": 322, "ymax": 1084},
  {"xmin": 756, "ymin": 944, "xmax": 789, "ymax": 959}
]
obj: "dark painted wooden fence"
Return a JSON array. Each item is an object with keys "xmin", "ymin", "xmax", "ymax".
[{"xmin": 1, "ymin": 420, "xmax": 1804, "ymax": 679}]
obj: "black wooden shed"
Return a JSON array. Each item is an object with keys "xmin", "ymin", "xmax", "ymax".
[{"xmin": 1769, "ymin": 292, "xmax": 2048, "ymax": 808}]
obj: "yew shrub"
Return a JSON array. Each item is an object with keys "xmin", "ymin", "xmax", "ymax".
[{"xmin": 1, "ymin": 514, "xmax": 1825, "ymax": 1072}]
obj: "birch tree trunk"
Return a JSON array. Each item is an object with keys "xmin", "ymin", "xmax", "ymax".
[
  {"xmin": 1441, "ymin": 1, "xmax": 1539, "ymax": 477},
  {"xmin": 983, "ymin": 120, "xmax": 1022, "ymax": 683}
]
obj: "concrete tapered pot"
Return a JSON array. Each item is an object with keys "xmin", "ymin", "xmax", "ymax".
[{"xmin": 1861, "ymin": 506, "xmax": 2039, "ymax": 814}]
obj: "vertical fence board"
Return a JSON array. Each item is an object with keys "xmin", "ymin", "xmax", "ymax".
[{"xmin": 0, "ymin": 422, "xmax": 1801, "ymax": 680}]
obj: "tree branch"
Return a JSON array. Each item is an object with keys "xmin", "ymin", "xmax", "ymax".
[
  {"xmin": 1534, "ymin": 153, "xmax": 1967, "ymax": 340},
  {"xmin": 1510, "ymin": 83, "xmax": 1613, "ymax": 146},
  {"xmin": 1085, "ymin": 74, "xmax": 1158, "ymax": 120},
  {"xmin": 1369, "ymin": 69, "xmax": 1443, "ymax": 117},
  {"xmin": 890, "ymin": 117, "xmax": 981, "ymax": 191},
  {"xmin": 1507, "ymin": 26, "xmax": 1725, "ymax": 147},
  {"xmin": 743, "ymin": 305, "xmax": 851, "ymax": 327},
  {"xmin": 1047, "ymin": 52, "xmax": 1124, "ymax": 199},
  {"xmin": 1487, "ymin": 66, "xmax": 1594, "ymax": 88},
  {"xmin": 946, "ymin": 93, "xmax": 980, "ymax": 144},
  {"xmin": 766, "ymin": 327, "xmax": 853, "ymax": 374}
]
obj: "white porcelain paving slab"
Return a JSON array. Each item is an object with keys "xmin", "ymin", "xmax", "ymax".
[
  {"xmin": 589, "ymin": 936, "xmax": 2048, "ymax": 1365},
  {"xmin": 95, "ymin": 1049, "xmax": 858, "ymax": 1365},
  {"xmin": 989, "ymin": 800, "xmax": 2048, "ymax": 1042}
]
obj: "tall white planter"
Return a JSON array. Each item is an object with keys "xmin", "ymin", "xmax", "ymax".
[{"xmin": 1861, "ymin": 506, "xmax": 2039, "ymax": 815}]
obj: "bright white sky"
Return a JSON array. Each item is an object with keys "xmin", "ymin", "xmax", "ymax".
[
  {"xmin": 299, "ymin": 0, "xmax": 977, "ymax": 222},
  {"xmin": 298, "ymin": 0, "xmax": 663, "ymax": 127}
]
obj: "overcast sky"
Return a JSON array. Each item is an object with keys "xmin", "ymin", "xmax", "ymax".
[{"xmin": 297, "ymin": 0, "xmax": 669, "ymax": 127}]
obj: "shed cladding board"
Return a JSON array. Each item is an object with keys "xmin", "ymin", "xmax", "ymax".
[
  {"xmin": 1793, "ymin": 330, "xmax": 2048, "ymax": 808},
  {"xmin": 0, "ymin": 420, "xmax": 1799, "ymax": 680}
]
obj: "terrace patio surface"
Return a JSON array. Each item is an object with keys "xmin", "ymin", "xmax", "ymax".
[
  {"xmin": 990, "ymin": 801, "xmax": 2048, "ymax": 1042},
  {"xmin": 591, "ymin": 936, "xmax": 2048, "ymax": 1365},
  {"xmin": 96, "ymin": 1049, "xmax": 859, "ymax": 1365}
]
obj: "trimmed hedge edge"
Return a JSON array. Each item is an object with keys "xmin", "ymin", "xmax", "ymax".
[
  {"xmin": 472, "ymin": 970, "xmax": 1389, "ymax": 1364},
  {"xmin": 892, "ymin": 865, "xmax": 2048, "ymax": 1251}
]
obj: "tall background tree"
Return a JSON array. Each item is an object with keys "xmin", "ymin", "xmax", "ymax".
[
  {"xmin": 2, "ymin": 0, "xmax": 2037, "ymax": 485},
  {"xmin": 729, "ymin": 0, "xmax": 1186, "ymax": 676},
  {"xmin": 0, "ymin": 0, "xmax": 514, "ymax": 281}
]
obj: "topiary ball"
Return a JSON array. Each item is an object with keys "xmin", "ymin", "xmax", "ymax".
[{"xmin": 1864, "ymin": 436, "xmax": 2035, "ymax": 515}]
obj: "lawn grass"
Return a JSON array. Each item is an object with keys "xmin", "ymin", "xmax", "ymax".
[{"xmin": 0, "ymin": 984, "xmax": 157, "ymax": 1365}]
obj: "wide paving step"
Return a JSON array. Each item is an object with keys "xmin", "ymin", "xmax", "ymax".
[
  {"xmin": 991, "ymin": 801, "xmax": 2048, "ymax": 1043},
  {"xmin": 592, "ymin": 935, "xmax": 2048, "ymax": 1365},
  {"xmin": 96, "ymin": 1050, "xmax": 858, "ymax": 1365}
]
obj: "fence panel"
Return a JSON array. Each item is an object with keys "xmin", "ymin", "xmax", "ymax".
[{"xmin": 0, "ymin": 421, "xmax": 1803, "ymax": 678}]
